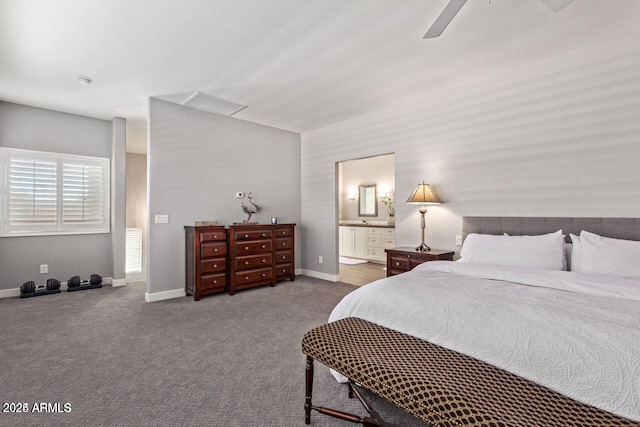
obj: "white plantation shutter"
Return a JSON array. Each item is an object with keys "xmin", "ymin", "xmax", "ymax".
[
  {"xmin": 1, "ymin": 148, "xmax": 110, "ymax": 236},
  {"xmin": 63, "ymin": 163, "xmax": 106, "ymax": 224},
  {"xmin": 8, "ymin": 157, "xmax": 57, "ymax": 227},
  {"xmin": 125, "ymin": 228, "xmax": 142, "ymax": 273}
]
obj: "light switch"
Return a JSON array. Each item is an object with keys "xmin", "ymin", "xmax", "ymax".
[
  {"xmin": 155, "ymin": 214, "xmax": 169, "ymax": 224},
  {"xmin": 455, "ymin": 235, "xmax": 463, "ymax": 246}
]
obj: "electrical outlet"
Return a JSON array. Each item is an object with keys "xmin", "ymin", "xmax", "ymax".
[
  {"xmin": 154, "ymin": 214, "xmax": 169, "ymax": 224},
  {"xmin": 40, "ymin": 264, "xmax": 48, "ymax": 274},
  {"xmin": 455, "ymin": 235, "xmax": 463, "ymax": 246},
  {"xmin": 318, "ymin": 256, "xmax": 323, "ymax": 264},
  {"xmin": 236, "ymin": 192, "xmax": 244, "ymax": 198}
]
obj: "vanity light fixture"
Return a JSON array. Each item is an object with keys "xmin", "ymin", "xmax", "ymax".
[{"xmin": 406, "ymin": 181, "xmax": 441, "ymax": 252}]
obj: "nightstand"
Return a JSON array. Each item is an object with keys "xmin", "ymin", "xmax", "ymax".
[{"xmin": 385, "ymin": 247, "xmax": 454, "ymax": 277}]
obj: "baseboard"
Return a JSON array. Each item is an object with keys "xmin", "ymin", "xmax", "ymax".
[
  {"xmin": 111, "ymin": 278, "xmax": 127, "ymax": 287},
  {"xmin": 295, "ymin": 268, "xmax": 302, "ymax": 275},
  {"xmin": 0, "ymin": 287, "xmax": 20, "ymax": 298},
  {"xmin": 301, "ymin": 269, "xmax": 339, "ymax": 282},
  {"xmin": 145, "ymin": 288, "xmax": 186, "ymax": 302}
]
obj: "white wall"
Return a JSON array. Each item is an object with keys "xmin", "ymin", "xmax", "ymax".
[
  {"xmin": 340, "ymin": 154, "xmax": 395, "ymax": 221},
  {"xmin": 126, "ymin": 153, "xmax": 147, "ymax": 282},
  {"xmin": 147, "ymin": 99, "xmax": 302, "ymax": 296},
  {"xmin": 301, "ymin": 32, "xmax": 640, "ymax": 276},
  {"xmin": 0, "ymin": 102, "xmax": 126, "ymax": 289}
]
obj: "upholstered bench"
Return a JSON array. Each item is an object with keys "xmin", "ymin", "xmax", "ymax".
[{"xmin": 302, "ymin": 317, "xmax": 638, "ymax": 427}]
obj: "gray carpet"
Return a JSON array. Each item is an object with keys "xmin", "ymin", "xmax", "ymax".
[{"xmin": 0, "ymin": 276, "xmax": 427, "ymax": 426}]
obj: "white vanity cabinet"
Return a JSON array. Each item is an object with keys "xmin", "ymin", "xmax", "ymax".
[{"xmin": 339, "ymin": 226, "xmax": 395, "ymax": 262}]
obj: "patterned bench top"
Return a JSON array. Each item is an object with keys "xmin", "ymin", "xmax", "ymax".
[{"xmin": 302, "ymin": 317, "xmax": 639, "ymax": 427}]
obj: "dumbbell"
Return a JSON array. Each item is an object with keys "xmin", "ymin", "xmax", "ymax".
[
  {"xmin": 68, "ymin": 274, "xmax": 102, "ymax": 288},
  {"xmin": 20, "ymin": 278, "xmax": 60, "ymax": 295},
  {"xmin": 20, "ymin": 280, "xmax": 36, "ymax": 295},
  {"xmin": 68, "ymin": 276, "xmax": 82, "ymax": 288}
]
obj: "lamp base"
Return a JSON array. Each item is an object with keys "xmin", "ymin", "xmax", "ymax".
[{"xmin": 415, "ymin": 243, "xmax": 431, "ymax": 252}]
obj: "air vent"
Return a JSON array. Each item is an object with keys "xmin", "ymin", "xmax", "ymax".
[{"xmin": 182, "ymin": 91, "xmax": 247, "ymax": 116}]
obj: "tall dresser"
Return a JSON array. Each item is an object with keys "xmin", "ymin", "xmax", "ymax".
[
  {"xmin": 228, "ymin": 223, "xmax": 296, "ymax": 295},
  {"xmin": 184, "ymin": 225, "xmax": 228, "ymax": 301}
]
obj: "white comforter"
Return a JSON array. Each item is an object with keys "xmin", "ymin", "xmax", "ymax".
[{"xmin": 328, "ymin": 262, "xmax": 640, "ymax": 422}]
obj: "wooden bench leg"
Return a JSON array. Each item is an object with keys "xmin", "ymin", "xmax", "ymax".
[{"xmin": 305, "ymin": 355, "xmax": 314, "ymax": 424}]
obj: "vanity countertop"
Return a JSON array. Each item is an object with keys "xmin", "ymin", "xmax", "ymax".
[{"xmin": 339, "ymin": 222, "xmax": 395, "ymax": 228}]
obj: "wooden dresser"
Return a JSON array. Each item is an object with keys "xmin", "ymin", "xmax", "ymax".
[
  {"xmin": 228, "ymin": 223, "xmax": 296, "ymax": 295},
  {"xmin": 385, "ymin": 247, "xmax": 454, "ymax": 277},
  {"xmin": 184, "ymin": 225, "xmax": 228, "ymax": 300}
]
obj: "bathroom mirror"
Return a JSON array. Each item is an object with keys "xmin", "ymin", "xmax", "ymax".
[{"xmin": 358, "ymin": 184, "xmax": 377, "ymax": 217}]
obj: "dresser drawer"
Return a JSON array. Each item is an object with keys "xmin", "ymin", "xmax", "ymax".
[
  {"xmin": 382, "ymin": 237, "xmax": 396, "ymax": 248},
  {"xmin": 275, "ymin": 263, "xmax": 293, "ymax": 278},
  {"xmin": 365, "ymin": 227, "xmax": 382, "ymax": 235},
  {"xmin": 235, "ymin": 267, "xmax": 272, "ymax": 284},
  {"xmin": 275, "ymin": 227, "xmax": 292, "ymax": 237},
  {"xmin": 275, "ymin": 250, "xmax": 292, "ymax": 265},
  {"xmin": 201, "ymin": 242, "xmax": 227, "ymax": 258},
  {"xmin": 382, "ymin": 228, "xmax": 395, "ymax": 235},
  {"xmin": 275, "ymin": 237, "xmax": 292, "ymax": 250},
  {"xmin": 200, "ymin": 273, "xmax": 226, "ymax": 291},
  {"xmin": 235, "ymin": 240, "xmax": 271, "ymax": 255},
  {"xmin": 389, "ymin": 256, "xmax": 410, "ymax": 272},
  {"xmin": 201, "ymin": 258, "xmax": 226, "ymax": 274},
  {"xmin": 200, "ymin": 230, "xmax": 226, "ymax": 243},
  {"xmin": 366, "ymin": 236, "xmax": 381, "ymax": 246},
  {"xmin": 234, "ymin": 229, "xmax": 272, "ymax": 241},
  {"xmin": 236, "ymin": 254, "xmax": 272, "ymax": 270},
  {"xmin": 366, "ymin": 248, "xmax": 382, "ymax": 260}
]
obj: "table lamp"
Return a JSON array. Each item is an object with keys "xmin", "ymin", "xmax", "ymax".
[{"xmin": 406, "ymin": 181, "xmax": 441, "ymax": 251}]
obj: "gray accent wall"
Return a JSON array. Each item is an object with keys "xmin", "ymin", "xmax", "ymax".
[
  {"xmin": 301, "ymin": 31, "xmax": 640, "ymax": 277},
  {"xmin": 0, "ymin": 102, "xmax": 125, "ymax": 289},
  {"xmin": 147, "ymin": 99, "xmax": 301, "ymax": 295},
  {"xmin": 111, "ymin": 117, "xmax": 127, "ymax": 281}
]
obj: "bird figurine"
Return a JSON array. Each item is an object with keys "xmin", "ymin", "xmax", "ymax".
[{"xmin": 241, "ymin": 192, "xmax": 262, "ymax": 224}]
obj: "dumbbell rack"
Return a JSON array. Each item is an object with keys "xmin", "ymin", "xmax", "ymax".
[
  {"xmin": 67, "ymin": 281, "xmax": 102, "ymax": 292},
  {"xmin": 20, "ymin": 286, "xmax": 61, "ymax": 298}
]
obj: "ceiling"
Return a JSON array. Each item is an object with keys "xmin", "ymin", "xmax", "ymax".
[{"xmin": 1, "ymin": 0, "xmax": 640, "ymax": 154}]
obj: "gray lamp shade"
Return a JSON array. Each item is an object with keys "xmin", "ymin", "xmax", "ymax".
[{"xmin": 406, "ymin": 181, "xmax": 441, "ymax": 205}]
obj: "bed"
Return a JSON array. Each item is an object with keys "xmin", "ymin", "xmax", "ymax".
[{"xmin": 318, "ymin": 217, "xmax": 640, "ymax": 425}]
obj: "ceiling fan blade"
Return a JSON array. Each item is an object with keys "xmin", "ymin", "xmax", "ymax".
[
  {"xmin": 538, "ymin": 0, "xmax": 575, "ymax": 12},
  {"xmin": 423, "ymin": 0, "xmax": 468, "ymax": 39}
]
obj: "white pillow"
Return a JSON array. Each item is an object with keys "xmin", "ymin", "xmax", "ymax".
[
  {"xmin": 505, "ymin": 232, "xmax": 569, "ymax": 271},
  {"xmin": 576, "ymin": 231, "xmax": 640, "ymax": 280},
  {"xmin": 459, "ymin": 230, "xmax": 565, "ymax": 270},
  {"xmin": 569, "ymin": 233, "xmax": 582, "ymax": 272}
]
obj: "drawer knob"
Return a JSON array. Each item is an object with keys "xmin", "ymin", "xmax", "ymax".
[
  {"xmin": 261, "ymin": 245, "xmax": 266, "ymax": 249},
  {"xmin": 213, "ymin": 280, "xmax": 217, "ymax": 284},
  {"xmin": 282, "ymin": 231, "xmax": 286, "ymax": 235},
  {"xmin": 282, "ymin": 242, "xmax": 286, "ymax": 246},
  {"xmin": 245, "ymin": 246, "xmax": 249, "ymax": 250},
  {"xmin": 261, "ymin": 233, "xmax": 266, "ymax": 237},
  {"xmin": 214, "ymin": 235, "xmax": 217, "ymax": 239},
  {"xmin": 244, "ymin": 234, "xmax": 249, "ymax": 238},
  {"xmin": 262, "ymin": 259, "xmax": 266, "ymax": 263},
  {"xmin": 395, "ymin": 262, "xmax": 400, "ymax": 266},
  {"xmin": 245, "ymin": 276, "xmax": 249, "ymax": 280},
  {"xmin": 282, "ymin": 269, "xmax": 286, "ymax": 273},
  {"xmin": 214, "ymin": 248, "xmax": 218, "ymax": 252},
  {"xmin": 282, "ymin": 256, "xmax": 286, "ymax": 259},
  {"xmin": 407, "ymin": 255, "xmax": 411, "ymax": 258},
  {"xmin": 213, "ymin": 264, "xmax": 217, "ymax": 268},
  {"xmin": 262, "ymin": 273, "xmax": 266, "ymax": 277},
  {"xmin": 244, "ymin": 261, "xmax": 249, "ymax": 265}
]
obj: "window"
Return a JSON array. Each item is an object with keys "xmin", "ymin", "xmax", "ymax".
[{"xmin": 1, "ymin": 148, "xmax": 110, "ymax": 236}]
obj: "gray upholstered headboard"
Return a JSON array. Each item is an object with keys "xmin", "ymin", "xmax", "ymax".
[{"xmin": 462, "ymin": 217, "xmax": 640, "ymax": 242}]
